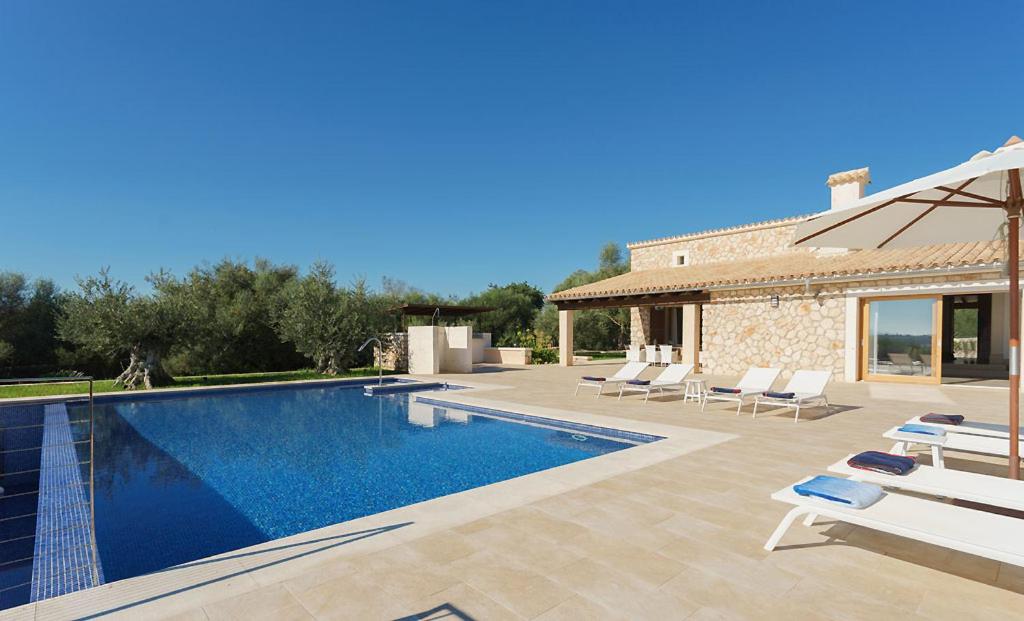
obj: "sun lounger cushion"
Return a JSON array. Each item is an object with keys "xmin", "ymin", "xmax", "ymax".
[
  {"xmin": 711, "ymin": 387, "xmax": 741, "ymax": 394},
  {"xmin": 763, "ymin": 391, "xmax": 796, "ymax": 399},
  {"xmin": 626, "ymin": 379, "xmax": 650, "ymax": 385},
  {"xmin": 921, "ymin": 413, "xmax": 965, "ymax": 425},
  {"xmin": 792, "ymin": 475, "xmax": 884, "ymax": 509},
  {"xmin": 847, "ymin": 451, "xmax": 916, "ymax": 475},
  {"xmin": 582, "ymin": 376, "xmax": 605, "ymax": 382},
  {"xmin": 898, "ymin": 423, "xmax": 946, "ymax": 437}
]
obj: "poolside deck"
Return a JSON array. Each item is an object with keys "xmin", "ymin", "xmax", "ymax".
[{"xmin": 12, "ymin": 363, "xmax": 1024, "ymax": 620}]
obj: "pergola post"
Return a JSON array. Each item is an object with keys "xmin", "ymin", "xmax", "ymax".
[
  {"xmin": 559, "ymin": 309, "xmax": 574, "ymax": 367},
  {"xmin": 681, "ymin": 304, "xmax": 701, "ymax": 369}
]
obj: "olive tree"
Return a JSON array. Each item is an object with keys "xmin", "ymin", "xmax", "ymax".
[
  {"xmin": 274, "ymin": 262, "xmax": 389, "ymax": 374},
  {"xmin": 538, "ymin": 242, "xmax": 631, "ymax": 350},
  {"xmin": 156, "ymin": 258, "xmax": 305, "ymax": 374},
  {"xmin": 59, "ymin": 270, "xmax": 188, "ymax": 389}
]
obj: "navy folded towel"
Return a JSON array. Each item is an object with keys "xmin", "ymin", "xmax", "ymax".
[
  {"xmin": 847, "ymin": 451, "xmax": 916, "ymax": 475},
  {"xmin": 626, "ymin": 379, "xmax": 650, "ymax": 385},
  {"xmin": 921, "ymin": 413, "xmax": 965, "ymax": 425},
  {"xmin": 793, "ymin": 475, "xmax": 884, "ymax": 509},
  {"xmin": 582, "ymin": 376, "xmax": 605, "ymax": 382},
  {"xmin": 764, "ymin": 391, "xmax": 796, "ymax": 399},
  {"xmin": 711, "ymin": 387, "xmax": 741, "ymax": 394}
]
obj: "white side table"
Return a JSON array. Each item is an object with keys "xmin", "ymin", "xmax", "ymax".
[{"xmin": 683, "ymin": 378, "xmax": 707, "ymax": 404}]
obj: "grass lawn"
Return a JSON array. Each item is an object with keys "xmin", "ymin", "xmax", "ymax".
[
  {"xmin": 0, "ymin": 367, "xmax": 397, "ymax": 399},
  {"xmin": 575, "ymin": 350, "xmax": 627, "ymax": 360}
]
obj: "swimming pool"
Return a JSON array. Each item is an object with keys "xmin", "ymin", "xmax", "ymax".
[{"xmin": 60, "ymin": 381, "xmax": 654, "ymax": 585}]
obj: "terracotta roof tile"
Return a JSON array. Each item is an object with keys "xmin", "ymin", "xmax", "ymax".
[{"xmin": 549, "ymin": 241, "xmax": 1009, "ymax": 301}]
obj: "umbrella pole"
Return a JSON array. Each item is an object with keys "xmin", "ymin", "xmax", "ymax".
[
  {"xmin": 1009, "ymin": 170, "xmax": 1023, "ymax": 479},
  {"xmin": 1010, "ymin": 210, "xmax": 1020, "ymax": 480}
]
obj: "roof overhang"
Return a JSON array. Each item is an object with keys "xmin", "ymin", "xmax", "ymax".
[{"xmin": 550, "ymin": 290, "xmax": 710, "ymax": 310}]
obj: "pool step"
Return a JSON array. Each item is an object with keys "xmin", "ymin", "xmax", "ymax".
[
  {"xmin": 363, "ymin": 382, "xmax": 448, "ymax": 396},
  {"xmin": 30, "ymin": 403, "xmax": 103, "ymax": 602}
]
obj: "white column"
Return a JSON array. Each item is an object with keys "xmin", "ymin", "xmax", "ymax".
[
  {"xmin": 681, "ymin": 304, "xmax": 701, "ymax": 369},
  {"xmin": 559, "ymin": 309, "xmax": 574, "ymax": 367},
  {"xmin": 844, "ymin": 296, "xmax": 859, "ymax": 382}
]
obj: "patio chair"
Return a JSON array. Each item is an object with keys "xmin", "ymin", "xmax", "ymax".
[
  {"xmin": 904, "ymin": 415, "xmax": 1024, "ymax": 442},
  {"xmin": 887, "ymin": 352, "xmax": 923, "ymax": 375},
  {"xmin": 882, "ymin": 425, "xmax": 1024, "ymax": 469},
  {"xmin": 617, "ymin": 363, "xmax": 694, "ymax": 404},
  {"xmin": 827, "ymin": 454, "xmax": 1024, "ymax": 512},
  {"xmin": 626, "ymin": 346, "xmax": 641, "ymax": 362},
  {"xmin": 752, "ymin": 370, "xmax": 832, "ymax": 423},
  {"xmin": 574, "ymin": 361, "xmax": 650, "ymax": 397},
  {"xmin": 644, "ymin": 345, "xmax": 659, "ymax": 365},
  {"xmin": 763, "ymin": 476, "xmax": 1024, "ymax": 568},
  {"xmin": 659, "ymin": 344, "xmax": 674, "ymax": 366},
  {"xmin": 701, "ymin": 367, "xmax": 781, "ymax": 415}
]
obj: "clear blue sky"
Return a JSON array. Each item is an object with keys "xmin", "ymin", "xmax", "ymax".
[{"xmin": 2, "ymin": 1, "xmax": 1022, "ymax": 297}]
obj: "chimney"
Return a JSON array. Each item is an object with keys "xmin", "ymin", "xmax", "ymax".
[{"xmin": 826, "ymin": 167, "xmax": 870, "ymax": 210}]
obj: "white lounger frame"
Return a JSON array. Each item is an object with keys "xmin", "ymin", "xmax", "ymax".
[
  {"xmin": 905, "ymin": 416, "xmax": 1024, "ymax": 441},
  {"xmin": 764, "ymin": 477, "xmax": 1024, "ymax": 568},
  {"xmin": 827, "ymin": 454, "xmax": 1024, "ymax": 512},
  {"xmin": 574, "ymin": 361, "xmax": 650, "ymax": 397},
  {"xmin": 883, "ymin": 426, "xmax": 1024, "ymax": 469},
  {"xmin": 617, "ymin": 363, "xmax": 694, "ymax": 404},
  {"xmin": 752, "ymin": 370, "xmax": 832, "ymax": 423},
  {"xmin": 701, "ymin": 367, "xmax": 780, "ymax": 415}
]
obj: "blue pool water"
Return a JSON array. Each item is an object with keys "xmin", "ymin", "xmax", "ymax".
[{"xmin": 66, "ymin": 382, "xmax": 647, "ymax": 582}]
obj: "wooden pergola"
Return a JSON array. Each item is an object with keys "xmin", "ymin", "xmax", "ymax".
[
  {"xmin": 389, "ymin": 304, "xmax": 496, "ymax": 317},
  {"xmin": 550, "ymin": 290, "xmax": 709, "ymax": 311},
  {"xmin": 550, "ymin": 289, "xmax": 709, "ymax": 367}
]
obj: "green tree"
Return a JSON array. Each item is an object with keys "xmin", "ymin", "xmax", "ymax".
[
  {"xmin": 59, "ymin": 269, "xmax": 189, "ymax": 389},
  {"xmin": 538, "ymin": 242, "xmax": 631, "ymax": 351},
  {"xmin": 0, "ymin": 272, "xmax": 62, "ymax": 375},
  {"xmin": 157, "ymin": 258, "xmax": 306, "ymax": 375},
  {"xmin": 274, "ymin": 262, "xmax": 389, "ymax": 374},
  {"xmin": 462, "ymin": 282, "xmax": 545, "ymax": 345}
]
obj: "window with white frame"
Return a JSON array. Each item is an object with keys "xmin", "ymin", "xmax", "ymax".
[{"xmin": 671, "ymin": 250, "xmax": 689, "ymax": 267}]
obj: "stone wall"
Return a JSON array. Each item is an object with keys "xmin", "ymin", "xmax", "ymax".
[
  {"xmin": 700, "ymin": 285, "xmax": 846, "ymax": 381},
  {"xmin": 629, "ymin": 220, "xmax": 810, "ymax": 271},
  {"xmin": 695, "ymin": 271, "xmax": 1000, "ymax": 381},
  {"xmin": 630, "ymin": 307, "xmax": 651, "ymax": 346}
]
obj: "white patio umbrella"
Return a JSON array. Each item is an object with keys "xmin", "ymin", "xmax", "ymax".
[{"xmin": 793, "ymin": 137, "xmax": 1024, "ymax": 479}]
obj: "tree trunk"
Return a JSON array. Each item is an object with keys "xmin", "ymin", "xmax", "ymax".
[{"xmin": 113, "ymin": 346, "xmax": 173, "ymax": 390}]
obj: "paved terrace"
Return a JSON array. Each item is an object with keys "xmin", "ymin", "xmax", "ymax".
[{"xmin": 10, "ymin": 364, "xmax": 1024, "ymax": 620}]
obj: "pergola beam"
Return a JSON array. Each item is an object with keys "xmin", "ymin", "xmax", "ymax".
[{"xmin": 551, "ymin": 290, "xmax": 710, "ymax": 311}]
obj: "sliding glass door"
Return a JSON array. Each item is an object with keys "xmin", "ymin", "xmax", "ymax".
[{"xmin": 861, "ymin": 296, "xmax": 942, "ymax": 383}]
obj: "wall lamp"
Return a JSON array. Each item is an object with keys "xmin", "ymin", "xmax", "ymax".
[{"xmin": 770, "ymin": 295, "xmax": 780, "ymax": 308}]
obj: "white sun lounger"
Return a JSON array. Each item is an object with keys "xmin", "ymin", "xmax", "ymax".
[
  {"xmin": 701, "ymin": 367, "xmax": 780, "ymax": 415},
  {"xmin": 574, "ymin": 361, "xmax": 650, "ymax": 397},
  {"xmin": 882, "ymin": 426, "xmax": 1024, "ymax": 469},
  {"xmin": 828, "ymin": 454, "xmax": 1024, "ymax": 512},
  {"xmin": 617, "ymin": 363, "xmax": 694, "ymax": 404},
  {"xmin": 752, "ymin": 370, "xmax": 831, "ymax": 422},
  {"xmin": 764, "ymin": 477, "xmax": 1024, "ymax": 568},
  {"xmin": 905, "ymin": 416, "xmax": 1024, "ymax": 442}
]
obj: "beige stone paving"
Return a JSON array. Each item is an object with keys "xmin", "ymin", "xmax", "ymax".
[{"xmin": 11, "ymin": 363, "xmax": 1024, "ymax": 619}]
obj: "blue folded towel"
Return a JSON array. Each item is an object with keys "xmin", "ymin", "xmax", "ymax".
[
  {"xmin": 764, "ymin": 391, "xmax": 796, "ymax": 399},
  {"xmin": 793, "ymin": 475, "xmax": 884, "ymax": 509},
  {"xmin": 847, "ymin": 451, "xmax": 916, "ymax": 475},
  {"xmin": 897, "ymin": 424, "xmax": 946, "ymax": 437},
  {"xmin": 711, "ymin": 386, "xmax": 741, "ymax": 394},
  {"xmin": 582, "ymin": 376, "xmax": 606, "ymax": 382},
  {"xmin": 626, "ymin": 379, "xmax": 650, "ymax": 385}
]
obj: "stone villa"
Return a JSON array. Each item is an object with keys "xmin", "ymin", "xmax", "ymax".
[{"xmin": 550, "ymin": 163, "xmax": 1017, "ymax": 385}]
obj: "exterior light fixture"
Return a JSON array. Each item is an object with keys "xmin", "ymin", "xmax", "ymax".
[{"xmin": 770, "ymin": 295, "xmax": 780, "ymax": 308}]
